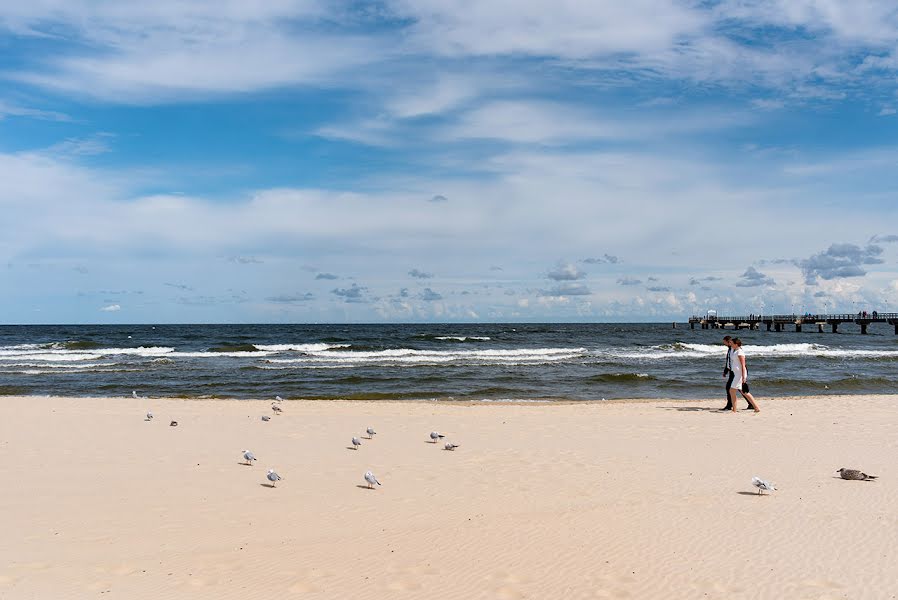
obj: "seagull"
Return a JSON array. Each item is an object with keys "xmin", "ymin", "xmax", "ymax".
[
  {"xmin": 261, "ymin": 415, "xmax": 271, "ymax": 422},
  {"xmin": 751, "ymin": 476, "xmax": 775, "ymax": 495},
  {"xmin": 275, "ymin": 396, "xmax": 284, "ymax": 402},
  {"xmin": 364, "ymin": 471, "xmax": 381, "ymax": 489},
  {"xmin": 444, "ymin": 442, "xmax": 459, "ymax": 451},
  {"xmin": 352, "ymin": 437, "xmax": 362, "ymax": 449},
  {"xmin": 366, "ymin": 427, "xmax": 376, "ymax": 437},
  {"xmin": 429, "ymin": 431, "xmax": 445, "ymax": 443},
  {"xmin": 145, "ymin": 411, "xmax": 154, "ymax": 421},
  {"xmin": 271, "ymin": 403, "xmax": 282, "ymax": 414},
  {"xmin": 132, "ymin": 390, "xmax": 138, "ymax": 399},
  {"xmin": 837, "ymin": 468, "xmax": 878, "ymax": 481},
  {"xmin": 242, "ymin": 450, "xmax": 257, "ymax": 465},
  {"xmin": 267, "ymin": 469, "xmax": 282, "ymax": 487},
  {"xmin": 169, "ymin": 420, "xmax": 178, "ymax": 427}
]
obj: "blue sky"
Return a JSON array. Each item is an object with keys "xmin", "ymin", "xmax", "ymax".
[{"xmin": 3, "ymin": 1, "xmax": 898, "ymax": 323}]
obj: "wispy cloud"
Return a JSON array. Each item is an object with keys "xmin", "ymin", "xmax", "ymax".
[
  {"xmin": 408, "ymin": 268, "xmax": 434, "ymax": 279},
  {"xmin": 546, "ymin": 262, "xmax": 585, "ymax": 281}
]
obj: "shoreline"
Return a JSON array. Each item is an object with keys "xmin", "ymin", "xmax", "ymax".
[
  {"xmin": 3, "ymin": 392, "xmax": 894, "ymax": 406},
  {"xmin": 2, "ymin": 394, "xmax": 896, "ymax": 599}
]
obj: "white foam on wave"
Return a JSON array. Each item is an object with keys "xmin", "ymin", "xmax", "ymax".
[
  {"xmin": 608, "ymin": 342, "xmax": 898, "ymax": 360},
  {"xmin": 170, "ymin": 351, "xmax": 275, "ymax": 358},
  {"xmin": 0, "ymin": 362, "xmax": 119, "ymax": 369},
  {"xmin": 0, "ymin": 346, "xmax": 174, "ymax": 361},
  {"xmin": 254, "ymin": 343, "xmax": 350, "ymax": 352},
  {"xmin": 265, "ymin": 347, "xmax": 586, "ymax": 366},
  {"xmin": 434, "ymin": 336, "xmax": 491, "ymax": 341}
]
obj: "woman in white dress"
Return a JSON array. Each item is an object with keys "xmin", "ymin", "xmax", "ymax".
[{"xmin": 728, "ymin": 338, "xmax": 759, "ymax": 412}]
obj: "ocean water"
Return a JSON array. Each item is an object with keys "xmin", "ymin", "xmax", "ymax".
[{"xmin": 1, "ymin": 323, "xmax": 897, "ymax": 401}]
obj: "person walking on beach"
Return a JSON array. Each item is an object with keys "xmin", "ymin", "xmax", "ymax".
[
  {"xmin": 728, "ymin": 338, "xmax": 759, "ymax": 412},
  {"xmin": 720, "ymin": 335, "xmax": 735, "ymax": 410}
]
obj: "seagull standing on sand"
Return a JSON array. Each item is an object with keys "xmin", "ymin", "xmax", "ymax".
[
  {"xmin": 352, "ymin": 437, "xmax": 362, "ymax": 449},
  {"xmin": 430, "ymin": 431, "xmax": 445, "ymax": 443},
  {"xmin": 271, "ymin": 403, "xmax": 283, "ymax": 415},
  {"xmin": 267, "ymin": 469, "xmax": 282, "ymax": 486},
  {"xmin": 366, "ymin": 427, "xmax": 376, "ymax": 437},
  {"xmin": 261, "ymin": 415, "xmax": 270, "ymax": 422},
  {"xmin": 242, "ymin": 450, "xmax": 257, "ymax": 465},
  {"xmin": 444, "ymin": 442, "xmax": 459, "ymax": 451},
  {"xmin": 275, "ymin": 396, "xmax": 284, "ymax": 402},
  {"xmin": 751, "ymin": 476, "xmax": 775, "ymax": 495},
  {"xmin": 837, "ymin": 468, "xmax": 878, "ymax": 481},
  {"xmin": 132, "ymin": 390, "xmax": 143, "ymax": 399},
  {"xmin": 364, "ymin": 471, "xmax": 381, "ymax": 489},
  {"xmin": 145, "ymin": 411, "xmax": 153, "ymax": 421}
]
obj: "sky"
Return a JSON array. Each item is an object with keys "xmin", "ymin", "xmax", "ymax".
[{"xmin": 2, "ymin": 1, "xmax": 898, "ymax": 323}]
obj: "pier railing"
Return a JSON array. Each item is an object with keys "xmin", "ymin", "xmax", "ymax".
[{"xmin": 687, "ymin": 312, "xmax": 898, "ymax": 334}]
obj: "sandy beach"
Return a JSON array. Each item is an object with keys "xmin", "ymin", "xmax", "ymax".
[{"xmin": 1, "ymin": 395, "xmax": 896, "ymax": 600}]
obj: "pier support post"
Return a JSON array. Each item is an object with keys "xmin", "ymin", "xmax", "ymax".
[
  {"xmin": 766, "ymin": 322, "xmax": 771, "ymax": 331},
  {"xmin": 831, "ymin": 322, "xmax": 838, "ymax": 334},
  {"xmin": 860, "ymin": 322, "xmax": 868, "ymax": 335},
  {"xmin": 690, "ymin": 321, "xmax": 695, "ymax": 330},
  {"xmin": 795, "ymin": 323, "xmax": 802, "ymax": 333},
  {"xmin": 817, "ymin": 323, "xmax": 824, "ymax": 333}
]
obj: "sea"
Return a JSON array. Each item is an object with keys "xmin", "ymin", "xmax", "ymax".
[{"xmin": 1, "ymin": 323, "xmax": 897, "ymax": 401}]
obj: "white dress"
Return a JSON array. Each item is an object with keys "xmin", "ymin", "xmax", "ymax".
[{"xmin": 730, "ymin": 348, "xmax": 747, "ymax": 388}]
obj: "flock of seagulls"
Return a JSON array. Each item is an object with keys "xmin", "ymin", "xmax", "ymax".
[
  {"xmin": 136, "ymin": 392, "xmax": 879, "ymax": 496},
  {"xmin": 140, "ymin": 394, "xmax": 458, "ymax": 490}
]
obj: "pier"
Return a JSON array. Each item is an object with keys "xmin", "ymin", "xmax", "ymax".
[{"xmin": 688, "ymin": 312, "xmax": 898, "ymax": 334}]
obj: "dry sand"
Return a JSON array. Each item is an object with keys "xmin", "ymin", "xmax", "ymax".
[{"xmin": 1, "ymin": 394, "xmax": 896, "ymax": 599}]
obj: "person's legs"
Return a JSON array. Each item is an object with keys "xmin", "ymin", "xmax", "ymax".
[
  {"xmin": 729, "ymin": 387, "xmax": 739, "ymax": 412},
  {"xmin": 721, "ymin": 371, "xmax": 734, "ymax": 410},
  {"xmin": 742, "ymin": 391, "xmax": 759, "ymax": 412}
]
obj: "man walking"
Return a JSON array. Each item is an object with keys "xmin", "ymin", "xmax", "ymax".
[{"xmin": 719, "ymin": 336, "xmax": 735, "ymax": 410}]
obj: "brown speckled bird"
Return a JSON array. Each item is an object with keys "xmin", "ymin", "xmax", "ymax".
[{"xmin": 837, "ymin": 468, "xmax": 878, "ymax": 481}]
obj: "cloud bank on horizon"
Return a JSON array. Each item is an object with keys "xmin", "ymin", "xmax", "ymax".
[{"xmin": 2, "ymin": 1, "xmax": 898, "ymax": 323}]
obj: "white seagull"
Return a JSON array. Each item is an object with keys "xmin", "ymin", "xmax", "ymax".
[
  {"xmin": 444, "ymin": 442, "xmax": 459, "ymax": 451},
  {"xmin": 751, "ymin": 476, "xmax": 776, "ymax": 495},
  {"xmin": 429, "ymin": 431, "xmax": 445, "ymax": 443},
  {"xmin": 275, "ymin": 396, "xmax": 284, "ymax": 402},
  {"xmin": 271, "ymin": 403, "xmax": 283, "ymax": 414},
  {"xmin": 364, "ymin": 471, "xmax": 381, "ymax": 489},
  {"xmin": 366, "ymin": 427, "xmax": 376, "ymax": 437},
  {"xmin": 267, "ymin": 469, "xmax": 282, "ymax": 487},
  {"xmin": 145, "ymin": 411, "xmax": 154, "ymax": 421},
  {"xmin": 242, "ymin": 450, "xmax": 256, "ymax": 465},
  {"xmin": 352, "ymin": 437, "xmax": 362, "ymax": 449}
]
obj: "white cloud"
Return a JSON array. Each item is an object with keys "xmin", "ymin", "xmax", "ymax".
[{"xmin": 100, "ymin": 303, "xmax": 121, "ymax": 312}]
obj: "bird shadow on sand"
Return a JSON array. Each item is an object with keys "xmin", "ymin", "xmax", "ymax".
[
  {"xmin": 362, "ymin": 436, "xmax": 373, "ymax": 440},
  {"xmin": 356, "ymin": 485, "xmax": 376, "ymax": 491},
  {"xmin": 660, "ymin": 406, "xmax": 721, "ymax": 412},
  {"xmin": 260, "ymin": 483, "xmax": 276, "ymax": 488},
  {"xmin": 236, "ymin": 462, "xmax": 253, "ymax": 466},
  {"xmin": 737, "ymin": 491, "xmax": 768, "ymax": 496},
  {"xmin": 345, "ymin": 446, "xmax": 360, "ymax": 451}
]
